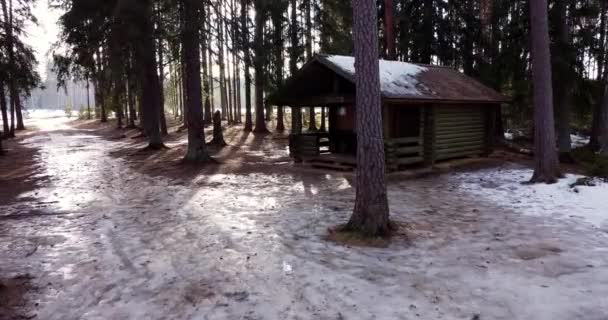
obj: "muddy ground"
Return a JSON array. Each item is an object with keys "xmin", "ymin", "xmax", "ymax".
[{"xmin": 1, "ymin": 114, "xmax": 607, "ymax": 320}]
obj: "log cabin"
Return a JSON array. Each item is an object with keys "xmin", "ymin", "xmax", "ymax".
[{"xmin": 269, "ymin": 54, "xmax": 508, "ymax": 171}]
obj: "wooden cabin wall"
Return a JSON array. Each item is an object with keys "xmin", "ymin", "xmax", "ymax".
[{"xmin": 434, "ymin": 104, "xmax": 489, "ymax": 161}]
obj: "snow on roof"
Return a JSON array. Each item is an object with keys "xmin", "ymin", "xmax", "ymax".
[
  {"xmin": 315, "ymin": 54, "xmax": 508, "ymax": 103},
  {"xmin": 323, "ymin": 55, "xmax": 428, "ymax": 98}
]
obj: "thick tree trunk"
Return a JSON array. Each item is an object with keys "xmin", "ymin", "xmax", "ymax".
[
  {"xmin": 529, "ymin": 0, "xmax": 561, "ymax": 183},
  {"xmin": 182, "ymin": 0, "xmax": 211, "ymax": 162},
  {"xmin": 138, "ymin": 0, "xmax": 165, "ymax": 149},
  {"xmin": 554, "ymin": 1, "xmax": 572, "ymax": 155},
  {"xmin": 345, "ymin": 0, "xmax": 391, "ymax": 236},
  {"xmin": 253, "ymin": 1, "xmax": 268, "ymax": 133},
  {"xmin": 383, "ymin": 0, "xmax": 396, "ymax": 60}
]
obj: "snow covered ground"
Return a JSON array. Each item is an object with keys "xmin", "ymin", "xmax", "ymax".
[
  {"xmin": 504, "ymin": 130, "xmax": 590, "ymax": 149},
  {"xmin": 458, "ymin": 169, "xmax": 608, "ymax": 229},
  {"xmin": 1, "ymin": 118, "xmax": 608, "ymax": 320}
]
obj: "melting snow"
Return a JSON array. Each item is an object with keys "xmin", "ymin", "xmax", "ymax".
[
  {"xmin": 457, "ymin": 168, "xmax": 608, "ymax": 229},
  {"xmin": 324, "ymin": 55, "xmax": 427, "ymax": 97}
]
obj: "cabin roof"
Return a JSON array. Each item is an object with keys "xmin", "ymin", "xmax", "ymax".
[{"xmin": 271, "ymin": 54, "xmax": 509, "ymax": 105}]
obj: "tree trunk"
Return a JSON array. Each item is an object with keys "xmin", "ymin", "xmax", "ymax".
[
  {"xmin": 157, "ymin": 37, "xmax": 168, "ymax": 135},
  {"xmin": 201, "ymin": 13, "xmax": 212, "ymax": 126},
  {"xmin": 304, "ymin": 0, "xmax": 313, "ymax": 59},
  {"xmin": 209, "ymin": 110, "xmax": 227, "ymax": 146},
  {"xmin": 420, "ymin": 0, "xmax": 433, "ymax": 64},
  {"xmin": 383, "ymin": 0, "xmax": 396, "ymax": 60},
  {"xmin": 591, "ymin": 0, "xmax": 607, "ymax": 150},
  {"xmin": 182, "ymin": 0, "xmax": 211, "ymax": 162},
  {"xmin": 345, "ymin": 0, "xmax": 391, "ymax": 236},
  {"xmin": 253, "ymin": 0, "xmax": 269, "ymax": 133},
  {"xmin": 1, "ymin": 0, "xmax": 24, "ymax": 131},
  {"xmin": 86, "ymin": 78, "xmax": 92, "ymax": 120},
  {"xmin": 554, "ymin": 0, "xmax": 572, "ymax": 155},
  {"xmin": 529, "ymin": 0, "xmax": 561, "ymax": 183},
  {"xmin": 208, "ymin": 39, "xmax": 216, "ymax": 114},
  {"xmin": 600, "ymin": 75, "xmax": 608, "ymax": 156},
  {"xmin": 127, "ymin": 70, "xmax": 137, "ymax": 128},
  {"xmin": 271, "ymin": 3, "xmax": 286, "ymax": 132},
  {"xmin": 0, "ymin": 82, "xmax": 9, "ymax": 137},
  {"xmin": 308, "ymin": 107, "xmax": 317, "ymax": 131},
  {"xmin": 138, "ymin": 0, "xmax": 165, "ymax": 149},
  {"xmin": 218, "ymin": 3, "xmax": 229, "ymax": 122},
  {"xmin": 320, "ymin": 107, "xmax": 326, "ymax": 131},
  {"xmin": 289, "ymin": 0, "xmax": 302, "ymax": 134},
  {"xmin": 242, "ymin": 0, "xmax": 253, "ymax": 131}
]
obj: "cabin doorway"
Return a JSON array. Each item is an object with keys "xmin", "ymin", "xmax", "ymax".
[{"xmin": 390, "ymin": 106, "xmax": 421, "ymax": 139}]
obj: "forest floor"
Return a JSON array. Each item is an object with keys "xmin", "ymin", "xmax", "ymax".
[{"xmin": 1, "ymin": 112, "xmax": 608, "ymax": 320}]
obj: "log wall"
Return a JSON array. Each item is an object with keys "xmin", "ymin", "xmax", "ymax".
[{"xmin": 434, "ymin": 105, "xmax": 488, "ymax": 161}]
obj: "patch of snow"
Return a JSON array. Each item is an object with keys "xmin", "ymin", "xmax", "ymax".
[
  {"xmin": 457, "ymin": 168, "xmax": 608, "ymax": 229},
  {"xmin": 571, "ymin": 134, "xmax": 590, "ymax": 149},
  {"xmin": 504, "ymin": 131, "xmax": 514, "ymax": 141},
  {"xmin": 324, "ymin": 55, "xmax": 427, "ymax": 97}
]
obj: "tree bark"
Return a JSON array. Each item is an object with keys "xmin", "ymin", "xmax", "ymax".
[
  {"xmin": 201, "ymin": 8, "xmax": 212, "ymax": 126},
  {"xmin": 253, "ymin": 0, "xmax": 269, "ymax": 133},
  {"xmin": 600, "ymin": 75, "xmax": 608, "ymax": 156},
  {"xmin": 157, "ymin": 37, "xmax": 168, "ymax": 135},
  {"xmin": 345, "ymin": 0, "xmax": 391, "ymax": 236},
  {"xmin": 591, "ymin": 0, "xmax": 607, "ymax": 150},
  {"xmin": 529, "ymin": 0, "xmax": 561, "ymax": 183},
  {"xmin": 242, "ymin": 0, "xmax": 254, "ymax": 131},
  {"xmin": 138, "ymin": 0, "xmax": 165, "ymax": 149},
  {"xmin": 554, "ymin": 0, "xmax": 572, "ymax": 155},
  {"xmin": 86, "ymin": 78, "xmax": 92, "ymax": 120},
  {"xmin": 383, "ymin": 0, "xmax": 396, "ymax": 60},
  {"xmin": 271, "ymin": 3, "xmax": 286, "ymax": 132},
  {"xmin": 420, "ymin": 0, "xmax": 433, "ymax": 64},
  {"xmin": 0, "ymin": 81, "xmax": 10, "ymax": 137},
  {"xmin": 289, "ymin": 0, "xmax": 302, "ymax": 134},
  {"xmin": 320, "ymin": 107, "xmax": 326, "ymax": 132},
  {"xmin": 218, "ymin": 2, "xmax": 229, "ymax": 122},
  {"xmin": 181, "ymin": 0, "xmax": 211, "ymax": 162}
]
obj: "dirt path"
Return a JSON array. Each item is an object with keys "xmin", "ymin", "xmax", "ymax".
[{"xmin": 1, "ymin": 114, "xmax": 607, "ymax": 320}]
